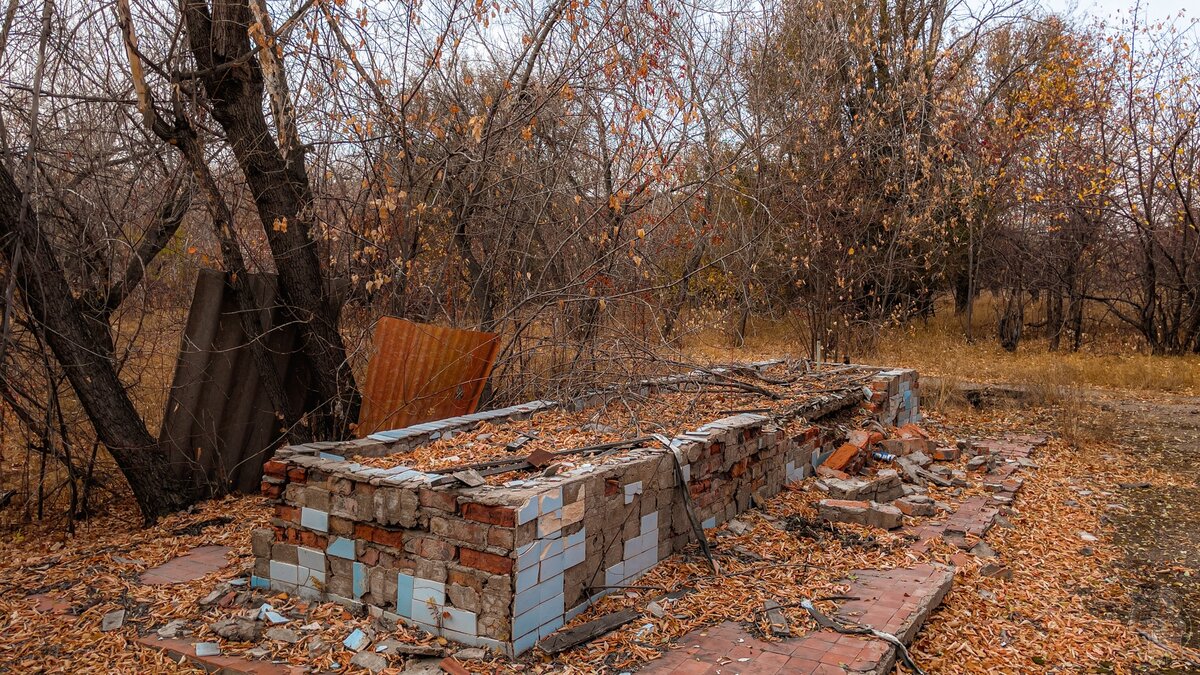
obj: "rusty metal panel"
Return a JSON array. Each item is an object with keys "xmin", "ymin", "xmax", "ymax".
[
  {"xmin": 159, "ymin": 269, "xmax": 308, "ymax": 495},
  {"xmin": 356, "ymin": 318, "xmax": 500, "ymax": 436}
]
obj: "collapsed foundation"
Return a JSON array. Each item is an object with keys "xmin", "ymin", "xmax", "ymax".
[{"xmin": 252, "ymin": 365, "xmax": 920, "ymax": 655}]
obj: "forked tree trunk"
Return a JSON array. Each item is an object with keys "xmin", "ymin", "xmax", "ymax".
[
  {"xmin": 0, "ymin": 164, "xmax": 188, "ymax": 521},
  {"xmin": 181, "ymin": 0, "xmax": 360, "ymax": 440}
]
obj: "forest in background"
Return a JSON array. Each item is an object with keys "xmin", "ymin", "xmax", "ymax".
[{"xmin": 0, "ymin": 0, "xmax": 1197, "ymax": 525}]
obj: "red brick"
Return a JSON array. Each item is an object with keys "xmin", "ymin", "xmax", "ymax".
[
  {"xmin": 461, "ymin": 503, "xmax": 516, "ymax": 527},
  {"xmin": 298, "ymin": 530, "xmax": 327, "ymax": 549},
  {"xmin": 286, "ymin": 467, "xmax": 307, "ymax": 483},
  {"xmin": 824, "ymin": 443, "xmax": 864, "ymax": 473},
  {"xmin": 419, "ymin": 488, "xmax": 458, "ymax": 513},
  {"xmin": 354, "ymin": 523, "xmax": 404, "ymax": 549},
  {"xmin": 729, "ymin": 459, "xmax": 748, "ymax": 478},
  {"xmin": 605, "ymin": 479, "xmax": 620, "ymax": 497},
  {"xmin": 261, "ymin": 481, "xmax": 282, "ymax": 498},
  {"xmin": 459, "ymin": 547, "xmax": 513, "ymax": 574},
  {"xmin": 360, "ymin": 547, "xmax": 379, "ymax": 566},
  {"xmin": 448, "ymin": 568, "xmax": 484, "ymax": 592},
  {"xmin": 274, "ymin": 504, "xmax": 299, "ymax": 522},
  {"xmin": 263, "ymin": 460, "xmax": 288, "ymax": 478}
]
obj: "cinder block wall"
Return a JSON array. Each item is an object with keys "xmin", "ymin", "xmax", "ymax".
[{"xmin": 251, "ymin": 367, "xmax": 919, "ymax": 655}]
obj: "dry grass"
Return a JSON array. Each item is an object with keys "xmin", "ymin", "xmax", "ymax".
[{"xmin": 682, "ymin": 297, "xmax": 1200, "ymax": 397}]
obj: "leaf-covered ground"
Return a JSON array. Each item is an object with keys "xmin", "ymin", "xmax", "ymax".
[{"xmin": 1, "ymin": 390, "xmax": 1198, "ymax": 673}]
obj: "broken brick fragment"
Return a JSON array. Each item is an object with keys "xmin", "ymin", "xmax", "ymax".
[
  {"xmin": 931, "ymin": 445, "xmax": 960, "ymax": 461},
  {"xmin": 263, "ymin": 460, "xmax": 287, "ymax": 478},
  {"xmin": 824, "ymin": 443, "xmax": 865, "ymax": 474}
]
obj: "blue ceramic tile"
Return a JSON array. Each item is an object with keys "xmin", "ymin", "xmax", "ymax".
[
  {"xmin": 352, "ymin": 562, "xmax": 367, "ymax": 599},
  {"xmin": 326, "ymin": 536, "xmax": 355, "ymax": 560},
  {"xmin": 300, "ymin": 507, "xmax": 328, "ymax": 533},
  {"xmin": 396, "ymin": 572, "xmax": 414, "ymax": 618}
]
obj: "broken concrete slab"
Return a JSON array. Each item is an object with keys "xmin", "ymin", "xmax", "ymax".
[
  {"xmin": 100, "ymin": 609, "xmax": 125, "ymax": 632},
  {"xmin": 895, "ymin": 494, "xmax": 937, "ymax": 517},
  {"xmin": 817, "ymin": 499, "xmax": 903, "ymax": 529},
  {"xmin": 212, "ymin": 617, "xmax": 263, "ymax": 643},
  {"xmin": 821, "ymin": 470, "xmax": 903, "ymax": 503},
  {"xmin": 350, "ymin": 651, "xmax": 389, "ymax": 673}
]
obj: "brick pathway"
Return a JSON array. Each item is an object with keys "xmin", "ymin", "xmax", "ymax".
[
  {"xmin": 139, "ymin": 545, "xmax": 231, "ymax": 585},
  {"xmin": 641, "ymin": 564, "xmax": 953, "ymax": 674}
]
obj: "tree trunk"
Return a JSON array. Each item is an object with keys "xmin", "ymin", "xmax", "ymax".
[
  {"xmin": 998, "ymin": 290, "xmax": 1023, "ymax": 353},
  {"xmin": 0, "ymin": 164, "xmax": 188, "ymax": 521},
  {"xmin": 181, "ymin": 0, "xmax": 359, "ymax": 440},
  {"xmin": 1047, "ymin": 288, "xmax": 1063, "ymax": 351}
]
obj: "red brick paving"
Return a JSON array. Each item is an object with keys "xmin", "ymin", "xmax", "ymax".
[
  {"xmin": 640, "ymin": 564, "xmax": 953, "ymax": 674},
  {"xmin": 139, "ymin": 545, "xmax": 231, "ymax": 585}
]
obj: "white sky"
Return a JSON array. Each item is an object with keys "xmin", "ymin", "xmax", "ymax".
[{"xmin": 1039, "ymin": 0, "xmax": 1194, "ymax": 22}]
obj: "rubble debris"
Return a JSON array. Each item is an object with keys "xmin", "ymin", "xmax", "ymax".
[
  {"xmin": 374, "ymin": 639, "xmax": 443, "ymax": 657},
  {"xmin": 763, "ymin": 599, "xmax": 792, "ymax": 637},
  {"xmin": 439, "ymin": 656, "xmax": 471, "ymax": 675},
  {"xmin": 344, "ymin": 628, "xmax": 371, "ymax": 651},
  {"xmin": 824, "ymin": 442, "xmax": 867, "ymax": 474},
  {"xmin": 816, "ymin": 465, "xmax": 850, "ymax": 480},
  {"xmin": 450, "ymin": 469, "xmax": 486, "ymax": 487},
  {"xmin": 980, "ymin": 562, "xmax": 1013, "ymax": 580},
  {"xmin": 820, "ymin": 469, "xmax": 903, "ymax": 502},
  {"xmin": 156, "ymin": 619, "xmax": 186, "ymax": 638},
  {"xmin": 265, "ymin": 627, "xmax": 300, "ymax": 643},
  {"xmin": 970, "ymin": 541, "xmax": 998, "ymax": 558},
  {"xmin": 351, "ymin": 651, "xmax": 389, "ymax": 673},
  {"xmin": 931, "ymin": 445, "xmax": 960, "ymax": 461},
  {"xmin": 966, "ymin": 455, "xmax": 992, "ymax": 472},
  {"xmin": 537, "ymin": 608, "xmax": 640, "ymax": 654},
  {"xmin": 193, "ymin": 642, "xmax": 221, "ymax": 657},
  {"xmin": 100, "ymin": 609, "xmax": 125, "ymax": 632},
  {"xmin": 817, "ymin": 499, "xmax": 903, "ymax": 529},
  {"xmin": 211, "ymin": 617, "xmax": 263, "ymax": 642},
  {"xmin": 895, "ymin": 494, "xmax": 937, "ymax": 517}
]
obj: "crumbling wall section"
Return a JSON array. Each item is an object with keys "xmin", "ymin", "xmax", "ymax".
[{"xmin": 251, "ymin": 366, "xmax": 920, "ymax": 656}]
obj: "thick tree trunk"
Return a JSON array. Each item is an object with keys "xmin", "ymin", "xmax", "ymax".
[
  {"xmin": 181, "ymin": 0, "xmax": 359, "ymax": 440},
  {"xmin": 0, "ymin": 164, "xmax": 187, "ymax": 521}
]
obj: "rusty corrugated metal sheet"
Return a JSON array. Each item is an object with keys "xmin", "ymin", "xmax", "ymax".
[{"xmin": 356, "ymin": 318, "xmax": 500, "ymax": 436}]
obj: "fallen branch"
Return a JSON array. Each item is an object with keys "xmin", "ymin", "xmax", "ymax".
[{"xmin": 800, "ymin": 598, "xmax": 927, "ymax": 675}]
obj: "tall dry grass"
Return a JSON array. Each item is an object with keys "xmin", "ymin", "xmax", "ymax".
[{"xmin": 681, "ymin": 295, "xmax": 1200, "ymax": 396}]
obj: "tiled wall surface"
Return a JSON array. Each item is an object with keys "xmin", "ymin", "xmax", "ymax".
[{"xmin": 253, "ymin": 367, "xmax": 919, "ymax": 656}]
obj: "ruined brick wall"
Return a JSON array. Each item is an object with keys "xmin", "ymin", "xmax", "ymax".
[{"xmin": 251, "ymin": 366, "xmax": 919, "ymax": 656}]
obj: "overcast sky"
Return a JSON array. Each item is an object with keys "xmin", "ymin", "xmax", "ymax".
[{"xmin": 1039, "ymin": 0, "xmax": 1193, "ymax": 23}]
